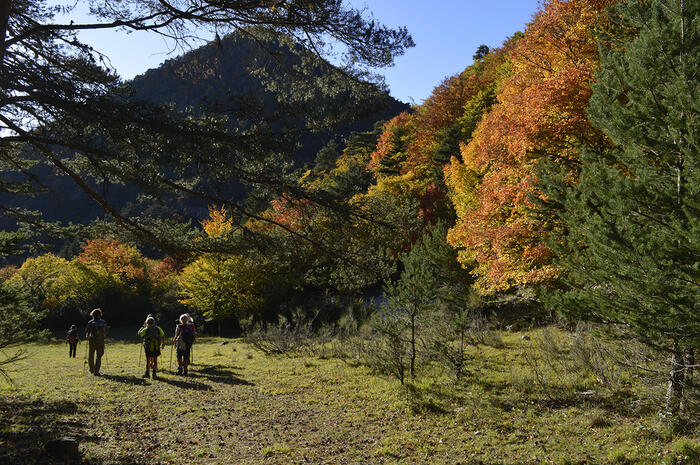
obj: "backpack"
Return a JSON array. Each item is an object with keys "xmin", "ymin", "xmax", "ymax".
[
  {"xmin": 180, "ymin": 324, "xmax": 195, "ymax": 345},
  {"xmin": 88, "ymin": 319, "xmax": 107, "ymax": 341},
  {"xmin": 143, "ymin": 326, "xmax": 161, "ymax": 352},
  {"xmin": 67, "ymin": 330, "xmax": 78, "ymax": 344}
]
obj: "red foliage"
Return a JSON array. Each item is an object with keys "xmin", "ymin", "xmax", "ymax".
[
  {"xmin": 418, "ymin": 183, "xmax": 446, "ymax": 225},
  {"xmin": 151, "ymin": 256, "xmax": 179, "ymax": 282}
]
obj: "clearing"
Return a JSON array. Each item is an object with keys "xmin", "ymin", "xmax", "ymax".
[{"xmin": 1, "ymin": 329, "xmax": 697, "ymax": 464}]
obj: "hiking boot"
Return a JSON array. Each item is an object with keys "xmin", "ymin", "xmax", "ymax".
[
  {"xmin": 183, "ymin": 368, "xmax": 188, "ymax": 376},
  {"xmin": 176, "ymin": 366, "xmax": 183, "ymax": 375},
  {"xmin": 152, "ymin": 373, "xmax": 158, "ymax": 379},
  {"xmin": 142, "ymin": 371, "xmax": 150, "ymax": 378},
  {"xmin": 93, "ymin": 372, "xmax": 100, "ymax": 377}
]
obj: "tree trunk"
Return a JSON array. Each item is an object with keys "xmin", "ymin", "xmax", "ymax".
[
  {"xmin": 665, "ymin": 344, "xmax": 685, "ymax": 418},
  {"xmin": 410, "ymin": 311, "xmax": 416, "ymax": 379},
  {"xmin": 680, "ymin": 348, "xmax": 694, "ymax": 415},
  {"xmin": 458, "ymin": 328, "xmax": 465, "ymax": 378}
]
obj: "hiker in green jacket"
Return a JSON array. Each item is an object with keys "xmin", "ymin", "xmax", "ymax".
[{"xmin": 138, "ymin": 317, "xmax": 165, "ymax": 379}]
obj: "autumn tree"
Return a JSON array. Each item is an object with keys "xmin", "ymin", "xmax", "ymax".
[
  {"xmin": 178, "ymin": 206, "xmax": 268, "ymax": 333},
  {"xmin": 54, "ymin": 239, "xmax": 153, "ymax": 324},
  {"xmin": 446, "ymin": 0, "xmax": 613, "ymax": 294},
  {"xmin": 178, "ymin": 254, "xmax": 265, "ymax": 334},
  {"xmin": 6, "ymin": 254, "xmax": 70, "ymax": 312},
  {"xmin": 362, "ymin": 39, "xmax": 514, "ymax": 254}
]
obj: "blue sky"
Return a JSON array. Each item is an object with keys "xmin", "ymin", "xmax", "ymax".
[{"xmin": 72, "ymin": 0, "xmax": 542, "ymax": 104}]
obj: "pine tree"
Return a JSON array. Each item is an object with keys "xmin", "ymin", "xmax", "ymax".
[
  {"xmin": 540, "ymin": 0, "xmax": 699, "ymax": 418},
  {"xmin": 0, "ymin": 283, "xmax": 42, "ymax": 380},
  {"xmin": 375, "ymin": 234, "xmax": 439, "ymax": 381}
]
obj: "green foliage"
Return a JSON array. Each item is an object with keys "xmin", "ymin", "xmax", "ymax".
[
  {"xmin": 178, "ymin": 254, "xmax": 266, "ymax": 331},
  {"xmin": 457, "ymin": 85, "xmax": 497, "ymax": 142},
  {"xmin": 0, "ymin": 282, "xmax": 43, "ymax": 379},
  {"xmin": 538, "ymin": 0, "xmax": 700, "ymax": 417},
  {"xmin": 6, "ymin": 254, "xmax": 70, "ymax": 311},
  {"xmin": 473, "ymin": 44, "xmax": 490, "ymax": 61},
  {"xmin": 2, "ymin": 242, "xmax": 183, "ymax": 328},
  {"xmin": 410, "ymin": 222, "xmax": 477, "ymax": 378},
  {"xmin": 373, "ymin": 229, "xmax": 444, "ymax": 382}
]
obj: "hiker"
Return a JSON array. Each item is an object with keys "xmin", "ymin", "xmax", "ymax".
[
  {"xmin": 173, "ymin": 314, "xmax": 196, "ymax": 376},
  {"xmin": 85, "ymin": 308, "xmax": 108, "ymax": 376},
  {"xmin": 138, "ymin": 316, "xmax": 165, "ymax": 379},
  {"xmin": 66, "ymin": 324, "xmax": 79, "ymax": 358}
]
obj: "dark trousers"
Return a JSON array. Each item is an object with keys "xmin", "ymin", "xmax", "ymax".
[
  {"xmin": 88, "ymin": 339, "xmax": 105, "ymax": 373},
  {"xmin": 69, "ymin": 343, "xmax": 77, "ymax": 358}
]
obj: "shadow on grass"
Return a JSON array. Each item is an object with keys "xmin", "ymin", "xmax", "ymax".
[
  {"xmin": 468, "ymin": 375, "xmax": 647, "ymax": 418},
  {"xmin": 188, "ymin": 365, "xmax": 254, "ymax": 387},
  {"xmin": 0, "ymin": 397, "xmax": 100, "ymax": 464},
  {"xmin": 155, "ymin": 376, "xmax": 213, "ymax": 391},
  {"xmin": 99, "ymin": 373, "xmax": 149, "ymax": 386},
  {"xmin": 404, "ymin": 383, "xmax": 451, "ymax": 415}
]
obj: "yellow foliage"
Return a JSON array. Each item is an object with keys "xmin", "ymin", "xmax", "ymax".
[{"xmin": 201, "ymin": 205, "xmax": 233, "ymax": 237}]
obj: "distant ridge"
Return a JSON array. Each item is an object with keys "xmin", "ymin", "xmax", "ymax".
[{"xmin": 0, "ymin": 34, "xmax": 408, "ymax": 240}]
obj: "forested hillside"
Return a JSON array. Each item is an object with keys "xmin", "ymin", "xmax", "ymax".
[{"xmin": 0, "ymin": 34, "xmax": 406, "ymax": 235}]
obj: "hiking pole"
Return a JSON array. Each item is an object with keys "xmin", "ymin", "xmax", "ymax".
[
  {"xmin": 82, "ymin": 342, "xmax": 88, "ymax": 374},
  {"xmin": 138, "ymin": 343, "xmax": 142, "ymax": 368},
  {"xmin": 169, "ymin": 341, "xmax": 173, "ymax": 371}
]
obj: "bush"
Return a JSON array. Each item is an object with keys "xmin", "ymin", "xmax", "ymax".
[{"xmin": 244, "ymin": 309, "xmax": 319, "ymax": 356}]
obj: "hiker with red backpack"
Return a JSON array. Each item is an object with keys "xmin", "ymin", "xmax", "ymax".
[
  {"xmin": 138, "ymin": 316, "xmax": 165, "ymax": 379},
  {"xmin": 173, "ymin": 313, "xmax": 196, "ymax": 376},
  {"xmin": 66, "ymin": 325, "xmax": 80, "ymax": 358}
]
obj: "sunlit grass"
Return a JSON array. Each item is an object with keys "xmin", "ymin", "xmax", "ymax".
[{"xmin": 0, "ymin": 328, "xmax": 697, "ymax": 464}]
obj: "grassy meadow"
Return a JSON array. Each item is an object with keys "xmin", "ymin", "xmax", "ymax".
[{"xmin": 1, "ymin": 328, "xmax": 698, "ymax": 465}]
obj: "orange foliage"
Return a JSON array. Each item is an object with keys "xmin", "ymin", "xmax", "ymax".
[
  {"xmin": 367, "ymin": 112, "xmax": 413, "ymax": 174},
  {"xmin": 404, "ymin": 41, "xmax": 515, "ymax": 172},
  {"xmin": 246, "ymin": 196, "xmax": 314, "ymax": 234},
  {"xmin": 78, "ymin": 239, "xmax": 148, "ymax": 283},
  {"xmin": 446, "ymin": 0, "xmax": 613, "ymax": 293}
]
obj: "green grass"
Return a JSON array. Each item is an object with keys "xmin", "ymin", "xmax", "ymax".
[{"xmin": 1, "ymin": 328, "xmax": 697, "ymax": 464}]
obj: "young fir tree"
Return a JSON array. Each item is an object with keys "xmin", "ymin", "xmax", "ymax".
[
  {"xmin": 540, "ymin": 0, "xmax": 699, "ymax": 418},
  {"xmin": 372, "ymin": 221, "xmax": 476, "ymax": 381},
  {"xmin": 374, "ymin": 234, "xmax": 439, "ymax": 381},
  {"xmin": 419, "ymin": 221, "xmax": 476, "ymax": 379}
]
